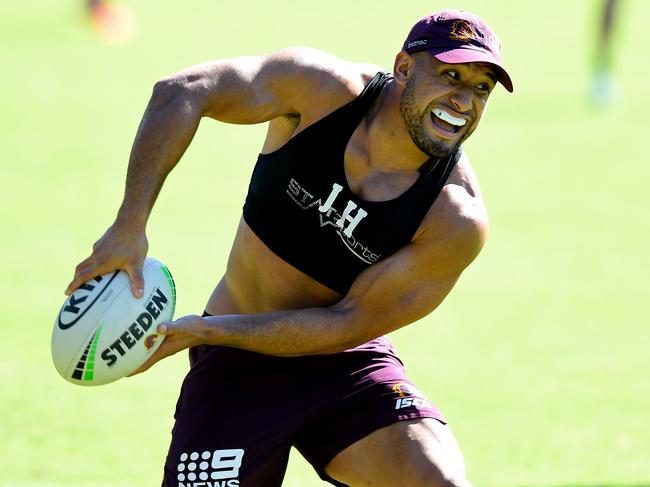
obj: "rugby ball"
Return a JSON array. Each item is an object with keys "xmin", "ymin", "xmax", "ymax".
[{"xmin": 52, "ymin": 257, "xmax": 176, "ymax": 386}]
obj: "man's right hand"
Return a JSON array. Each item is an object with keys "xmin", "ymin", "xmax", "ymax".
[{"xmin": 65, "ymin": 222, "xmax": 149, "ymax": 298}]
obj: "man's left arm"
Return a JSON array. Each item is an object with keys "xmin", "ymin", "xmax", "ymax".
[{"xmin": 134, "ymin": 186, "xmax": 487, "ymax": 372}]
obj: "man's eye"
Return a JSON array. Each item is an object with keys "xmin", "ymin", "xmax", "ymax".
[
  {"xmin": 476, "ymin": 83, "xmax": 491, "ymax": 93},
  {"xmin": 445, "ymin": 71, "xmax": 460, "ymax": 80}
]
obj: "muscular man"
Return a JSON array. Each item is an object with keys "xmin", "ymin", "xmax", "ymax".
[{"xmin": 66, "ymin": 9, "xmax": 513, "ymax": 487}]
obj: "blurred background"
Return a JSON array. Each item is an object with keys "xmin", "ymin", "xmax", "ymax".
[{"xmin": 1, "ymin": 0, "xmax": 648, "ymax": 485}]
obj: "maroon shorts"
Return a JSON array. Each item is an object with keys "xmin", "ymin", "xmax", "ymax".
[{"xmin": 162, "ymin": 335, "xmax": 445, "ymax": 487}]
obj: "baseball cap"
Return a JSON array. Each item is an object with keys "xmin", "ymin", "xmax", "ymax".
[{"xmin": 402, "ymin": 10, "xmax": 514, "ymax": 92}]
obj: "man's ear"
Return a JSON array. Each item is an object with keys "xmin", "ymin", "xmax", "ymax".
[{"xmin": 393, "ymin": 51, "xmax": 415, "ymax": 86}]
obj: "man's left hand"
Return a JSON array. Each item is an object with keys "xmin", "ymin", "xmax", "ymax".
[{"xmin": 128, "ymin": 314, "xmax": 207, "ymax": 376}]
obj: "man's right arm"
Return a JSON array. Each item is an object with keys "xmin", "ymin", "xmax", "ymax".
[{"xmin": 66, "ymin": 47, "xmax": 368, "ymax": 296}]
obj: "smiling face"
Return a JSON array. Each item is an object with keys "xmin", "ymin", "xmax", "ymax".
[{"xmin": 397, "ymin": 52, "xmax": 496, "ymax": 158}]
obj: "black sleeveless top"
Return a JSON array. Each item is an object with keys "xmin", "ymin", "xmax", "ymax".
[{"xmin": 243, "ymin": 72, "xmax": 460, "ymax": 294}]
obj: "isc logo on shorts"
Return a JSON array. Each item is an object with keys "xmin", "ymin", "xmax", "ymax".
[
  {"xmin": 392, "ymin": 382, "xmax": 432, "ymax": 410},
  {"xmin": 395, "ymin": 396, "xmax": 432, "ymax": 410},
  {"xmin": 176, "ymin": 449, "xmax": 244, "ymax": 487}
]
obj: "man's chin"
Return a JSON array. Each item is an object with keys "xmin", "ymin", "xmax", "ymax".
[{"xmin": 426, "ymin": 139, "xmax": 460, "ymax": 159}]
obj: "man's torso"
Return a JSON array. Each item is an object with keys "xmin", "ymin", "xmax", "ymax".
[{"xmin": 205, "ymin": 63, "xmax": 484, "ymax": 318}]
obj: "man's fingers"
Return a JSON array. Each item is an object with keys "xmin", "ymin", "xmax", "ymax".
[
  {"xmin": 65, "ymin": 256, "xmax": 96, "ymax": 295},
  {"xmin": 127, "ymin": 342, "xmax": 166, "ymax": 376},
  {"xmin": 127, "ymin": 318, "xmax": 200, "ymax": 378},
  {"xmin": 127, "ymin": 336, "xmax": 172, "ymax": 376},
  {"xmin": 74, "ymin": 255, "xmax": 96, "ymax": 274},
  {"xmin": 66, "ymin": 258, "xmax": 146, "ymax": 298},
  {"xmin": 127, "ymin": 360, "xmax": 153, "ymax": 376},
  {"xmin": 127, "ymin": 357, "xmax": 155, "ymax": 376},
  {"xmin": 65, "ymin": 263, "xmax": 101, "ymax": 295},
  {"xmin": 156, "ymin": 315, "xmax": 202, "ymax": 336},
  {"xmin": 156, "ymin": 321, "xmax": 174, "ymax": 335},
  {"xmin": 65, "ymin": 280, "xmax": 79, "ymax": 296},
  {"xmin": 125, "ymin": 265, "xmax": 145, "ymax": 299}
]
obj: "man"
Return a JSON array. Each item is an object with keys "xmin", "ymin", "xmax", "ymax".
[{"xmin": 66, "ymin": 9, "xmax": 513, "ymax": 487}]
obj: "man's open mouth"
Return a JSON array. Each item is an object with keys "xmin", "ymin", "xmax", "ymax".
[{"xmin": 431, "ymin": 108, "xmax": 467, "ymax": 133}]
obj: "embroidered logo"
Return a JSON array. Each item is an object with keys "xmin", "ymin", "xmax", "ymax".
[
  {"xmin": 448, "ymin": 19, "xmax": 500, "ymax": 51},
  {"xmin": 449, "ymin": 19, "xmax": 478, "ymax": 43},
  {"xmin": 392, "ymin": 382, "xmax": 432, "ymax": 410}
]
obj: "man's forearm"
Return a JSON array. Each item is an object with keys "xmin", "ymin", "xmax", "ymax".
[
  {"xmin": 201, "ymin": 306, "xmax": 372, "ymax": 356},
  {"xmin": 117, "ymin": 82, "xmax": 203, "ymax": 228}
]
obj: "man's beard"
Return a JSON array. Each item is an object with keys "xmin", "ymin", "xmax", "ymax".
[{"xmin": 399, "ymin": 76, "xmax": 461, "ymax": 158}]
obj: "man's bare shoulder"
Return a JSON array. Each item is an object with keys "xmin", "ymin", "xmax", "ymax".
[
  {"xmin": 416, "ymin": 151, "xmax": 489, "ymax": 271},
  {"xmin": 265, "ymin": 47, "xmax": 385, "ymax": 118}
]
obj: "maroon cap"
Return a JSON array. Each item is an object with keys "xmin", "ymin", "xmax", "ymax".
[{"xmin": 402, "ymin": 9, "xmax": 513, "ymax": 92}]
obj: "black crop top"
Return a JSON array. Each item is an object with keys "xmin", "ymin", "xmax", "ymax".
[{"xmin": 242, "ymin": 72, "xmax": 460, "ymax": 294}]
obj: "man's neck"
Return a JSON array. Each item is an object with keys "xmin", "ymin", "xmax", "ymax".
[{"xmin": 359, "ymin": 80, "xmax": 431, "ymax": 173}]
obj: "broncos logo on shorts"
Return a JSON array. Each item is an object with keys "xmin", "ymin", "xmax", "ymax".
[
  {"xmin": 391, "ymin": 382, "xmax": 432, "ymax": 410},
  {"xmin": 391, "ymin": 382, "xmax": 424, "ymax": 398}
]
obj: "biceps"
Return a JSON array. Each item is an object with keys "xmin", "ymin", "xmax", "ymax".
[
  {"xmin": 155, "ymin": 56, "xmax": 293, "ymax": 124},
  {"xmin": 336, "ymin": 250, "xmax": 462, "ymax": 338},
  {"xmin": 193, "ymin": 57, "xmax": 295, "ymax": 123}
]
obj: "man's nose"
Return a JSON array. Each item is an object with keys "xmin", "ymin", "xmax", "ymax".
[{"xmin": 449, "ymin": 85, "xmax": 473, "ymax": 113}]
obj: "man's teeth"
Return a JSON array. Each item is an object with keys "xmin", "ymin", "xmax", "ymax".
[{"xmin": 432, "ymin": 108, "xmax": 466, "ymax": 127}]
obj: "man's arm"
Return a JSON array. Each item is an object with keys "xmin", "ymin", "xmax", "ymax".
[
  {"xmin": 135, "ymin": 180, "xmax": 488, "ymax": 371},
  {"xmin": 66, "ymin": 47, "xmax": 369, "ymax": 296},
  {"xmin": 213, "ymin": 185, "xmax": 487, "ymax": 355},
  {"xmin": 118, "ymin": 48, "xmax": 365, "ymax": 220}
]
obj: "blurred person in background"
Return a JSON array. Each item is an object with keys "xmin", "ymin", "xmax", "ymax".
[
  {"xmin": 590, "ymin": 0, "xmax": 620, "ymax": 107},
  {"xmin": 87, "ymin": 0, "xmax": 138, "ymax": 44}
]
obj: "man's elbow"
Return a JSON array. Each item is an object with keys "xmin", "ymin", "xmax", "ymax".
[
  {"xmin": 151, "ymin": 76, "xmax": 183, "ymax": 106},
  {"xmin": 149, "ymin": 75, "xmax": 206, "ymax": 115},
  {"xmin": 328, "ymin": 301, "xmax": 402, "ymax": 351}
]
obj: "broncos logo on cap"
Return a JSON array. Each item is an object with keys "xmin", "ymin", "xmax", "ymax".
[{"xmin": 449, "ymin": 19, "xmax": 479, "ymax": 43}]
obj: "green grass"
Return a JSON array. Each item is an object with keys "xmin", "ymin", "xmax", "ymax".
[{"xmin": 1, "ymin": 0, "xmax": 649, "ymax": 485}]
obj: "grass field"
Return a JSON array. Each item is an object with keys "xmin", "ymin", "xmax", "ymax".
[{"xmin": 1, "ymin": 0, "xmax": 649, "ymax": 486}]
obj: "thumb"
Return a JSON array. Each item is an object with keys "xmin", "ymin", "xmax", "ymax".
[
  {"xmin": 156, "ymin": 321, "xmax": 175, "ymax": 335},
  {"xmin": 126, "ymin": 265, "xmax": 145, "ymax": 299}
]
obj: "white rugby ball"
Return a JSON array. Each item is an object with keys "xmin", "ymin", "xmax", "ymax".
[{"xmin": 52, "ymin": 257, "xmax": 176, "ymax": 386}]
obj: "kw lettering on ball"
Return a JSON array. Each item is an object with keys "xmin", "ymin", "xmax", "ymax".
[
  {"xmin": 58, "ymin": 272, "xmax": 119, "ymax": 330},
  {"xmin": 100, "ymin": 288, "xmax": 169, "ymax": 367},
  {"xmin": 64, "ymin": 276, "xmax": 104, "ymax": 314}
]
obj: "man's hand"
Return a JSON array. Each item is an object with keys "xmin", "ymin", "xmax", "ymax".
[
  {"xmin": 128, "ymin": 314, "xmax": 206, "ymax": 376},
  {"xmin": 65, "ymin": 222, "xmax": 149, "ymax": 298}
]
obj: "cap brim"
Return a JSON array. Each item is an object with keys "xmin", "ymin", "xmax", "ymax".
[{"xmin": 433, "ymin": 48, "xmax": 514, "ymax": 93}]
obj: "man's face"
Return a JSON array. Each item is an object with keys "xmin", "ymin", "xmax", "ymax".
[{"xmin": 399, "ymin": 53, "xmax": 496, "ymax": 158}]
